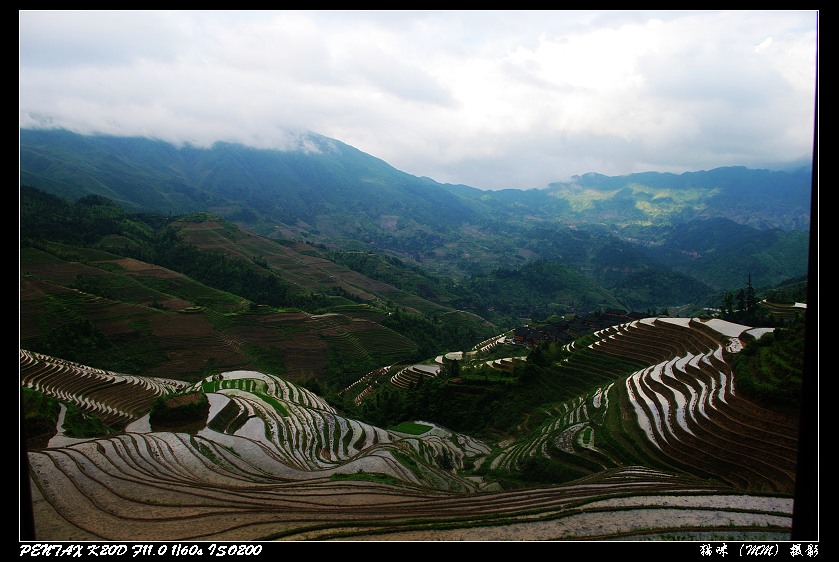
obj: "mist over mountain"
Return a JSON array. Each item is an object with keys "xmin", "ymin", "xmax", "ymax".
[
  {"xmin": 19, "ymin": 127, "xmax": 812, "ymax": 314},
  {"xmin": 19, "ymin": 127, "xmax": 815, "ymax": 542}
]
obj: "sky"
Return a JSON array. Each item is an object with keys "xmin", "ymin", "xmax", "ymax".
[{"xmin": 19, "ymin": 10, "xmax": 819, "ymax": 191}]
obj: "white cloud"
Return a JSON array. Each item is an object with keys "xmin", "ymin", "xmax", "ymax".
[{"xmin": 19, "ymin": 10, "xmax": 818, "ymax": 190}]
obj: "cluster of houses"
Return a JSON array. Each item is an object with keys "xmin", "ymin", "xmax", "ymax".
[{"xmin": 510, "ymin": 309, "xmax": 646, "ymax": 348}]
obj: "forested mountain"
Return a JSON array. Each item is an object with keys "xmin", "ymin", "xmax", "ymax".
[
  {"xmin": 19, "ymin": 130, "xmax": 814, "ymax": 541},
  {"xmin": 19, "ymin": 184, "xmax": 808, "ymax": 430},
  {"xmin": 541, "ymin": 166, "xmax": 812, "ymax": 230},
  {"xmin": 19, "ymin": 128, "xmax": 812, "ymax": 315},
  {"xmin": 19, "ymin": 187, "xmax": 495, "ymax": 383}
]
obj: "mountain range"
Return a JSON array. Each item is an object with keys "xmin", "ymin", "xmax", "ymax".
[
  {"xmin": 19, "ymin": 128, "xmax": 813, "ymax": 318},
  {"xmin": 19, "ymin": 127, "xmax": 816, "ymax": 542}
]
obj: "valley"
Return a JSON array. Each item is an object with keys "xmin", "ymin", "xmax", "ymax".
[{"xmin": 18, "ymin": 129, "xmax": 815, "ymax": 542}]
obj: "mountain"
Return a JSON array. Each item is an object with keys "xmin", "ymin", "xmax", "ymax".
[
  {"xmin": 19, "ymin": 161, "xmax": 812, "ymax": 540},
  {"xmin": 542, "ymin": 166, "xmax": 812, "ymax": 231},
  {"xmin": 20, "ymin": 129, "xmax": 812, "ymax": 233},
  {"xmin": 19, "ymin": 128, "xmax": 812, "ymax": 314},
  {"xmin": 19, "ymin": 128, "xmax": 482, "ymax": 240},
  {"xmin": 19, "ymin": 187, "xmax": 501, "ymax": 385}
]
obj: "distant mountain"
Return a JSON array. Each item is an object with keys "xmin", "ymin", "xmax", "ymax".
[
  {"xmin": 19, "ymin": 127, "xmax": 812, "ymax": 312},
  {"xmin": 19, "ymin": 128, "xmax": 814, "ymax": 543},
  {"xmin": 19, "ymin": 128, "xmax": 812, "ymax": 233},
  {"xmin": 19, "ymin": 128, "xmax": 482, "ymax": 237},
  {"xmin": 543, "ymin": 166, "xmax": 813, "ymax": 231},
  {"xmin": 639, "ymin": 218, "xmax": 812, "ymax": 291}
]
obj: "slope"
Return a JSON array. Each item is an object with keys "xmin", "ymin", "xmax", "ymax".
[
  {"xmin": 22, "ymin": 325, "xmax": 796, "ymax": 541},
  {"xmin": 20, "ymin": 129, "xmax": 811, "ymax": 305}
]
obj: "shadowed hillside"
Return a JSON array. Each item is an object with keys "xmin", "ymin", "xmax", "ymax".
[{"xmin": 20, "ymin": 129, "xmax": 811, "ymax": 305}]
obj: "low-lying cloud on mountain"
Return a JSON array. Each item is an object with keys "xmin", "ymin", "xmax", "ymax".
[{"xmin": 19, "ymin": 10, "xmax": 818, "ymax": 190}]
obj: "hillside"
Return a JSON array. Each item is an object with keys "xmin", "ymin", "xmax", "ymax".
[
  {"xmin": 20, "ymin": 187, "xmax": 503, "ymax": 385},
  {"xmin": 20, "ymin": 128, "xmax": 811, "ymax": 307},
  {"xmin": 19, "ymin": 227, "xmax": 811, "ymax": 540},
  {"xmin": 542, "ymin": 166, "xmax": 812, "ymax": 231},
  {"xmin": 22, "ymin": 312, "xmax": 801, "ymax": 541},
  {"xmin": 19, "ymin": 129, "xmax": 814, "ymax": 542}
]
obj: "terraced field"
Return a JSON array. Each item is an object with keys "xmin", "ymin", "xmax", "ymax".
[
  {"xmin": 20, "ymin": 240, "xmax": 433, "ymax": 385},
  {"xmin": 174, "ymin": 220, "xmax": 451, "ymax": 315},
  {"xmin": 21, "ymin": 317, "xmax": 800, "ymax": 541},
  {"xmin": 489, "ymin": 318, "xmax": 799, "ymax": 494}
]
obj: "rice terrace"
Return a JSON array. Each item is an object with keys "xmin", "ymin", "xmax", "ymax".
[
  {"xmin": 22, "ymin": 315, "xmax": 804, "ymax": 541},
  {"xmin": 19, "ymin": 9, "xmax": 820, "ymax": 544},
  {"xmin": 18, "ymin": 130, "xmax": 816, "ymax": 543}
]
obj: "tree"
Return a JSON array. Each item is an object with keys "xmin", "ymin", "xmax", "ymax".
[
  {"xmin": 736, "ymin": 288, "xmax": 746, "ymax": 314},
  {"xmin": 745, "ymin": 273, "xmax": 757, "ymax": 321},
  {"xmin": 723, "ymin": 291, "xmax": 735, "ymax": 318},
  {"xmin": 443, "ymin": 357, "xmax": 460, "ymax": 378}
]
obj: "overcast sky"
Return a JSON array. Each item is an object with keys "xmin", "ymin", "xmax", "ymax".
[{"xmin": 19, "ymin": 10, "xmax": 818, "ymax": 191}]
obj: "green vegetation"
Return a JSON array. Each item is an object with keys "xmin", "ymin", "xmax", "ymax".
[
  {"xmin": 18, "ymin": 133, "xmax": 813, "ymax": 540},
  {"xmin": 36, "ymin": 315, "xmax": 113, "ymax": 367},
  {"xmin": 21, "ymin": 130, "xmax": 812, "ymax": 303},
  {"xmin": 20, "ymin": 186, "xmax": 324, "ymax": 312},
  {"xmin": 202, "ymin": 378, "xmax": 290, "ymax": 415},
  {"xmin": 459, "ymin": 260, "xmax": 623, "ymax": 322},
  {"xmin": 380, "ymin": 308, "xmax": 493, "ymax": 362},
  {"xmin": 19, "ymin": 185, "xmax": 809, "ymax": 454},
  {"xmin": 329, "ymin": 471, "xmax": 406, "ymax": 487},
  {"xmin": 194, "ymin": 439, "xmax": 219, "ymax": 463},
  {"xmin": 389, "ymin": 421, "xmax": 432, "ymax": 435},
  {"xmin": 485, "ymin": 456, "xmax": 590, "ymax": 487},
  {"xmin": 325, "ymin": 249, "xmax": 463, "ymax": 306},
  {"xmin": 458, "ymin": 364, "xmax": 517, "ymax": 383},
  {"xmin": 21, "ymin": 388, "xmax": 61, "ymax": 443},
  {"xmin": 20, "ymin": 186, "xmax": 492, "ymax": 384},
  {"xmin": 22, "ymin": 388, "xmax": 123, "ymax": 440},
  {"xmin": 731, "ymin": 316, "xmax": 806, "ymax": 413},
  {"xmin": 763, "ymin": 275, "xmax": 808, "ymax": 304},
  {"xmin": 149, "ymin": 392, "xmax": 210, "ymax": 426},
  {"xmin": 31, "ymin": 290, "xmax": 168, "ymax": 375},
  {"xmin": 62, "ymin": 405, "xmax": 123, "ymax": 438}
]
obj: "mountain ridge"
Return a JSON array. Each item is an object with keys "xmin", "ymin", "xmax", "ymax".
[
  {"xmin": 20, "ymin": 128, "xmax": 811, "ymax": 230},
  {"xmin": 19, "ymin": 148, "xmax": 812, "ymax": 540},
  {"xmin": 20, "ymin": 128, "xmax": 812, "ymax": 311}
]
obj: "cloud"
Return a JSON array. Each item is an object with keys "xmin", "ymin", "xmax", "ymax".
[{"xmin": 19, "ymin": 10, "xmax": 818, "ymax": 190}]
